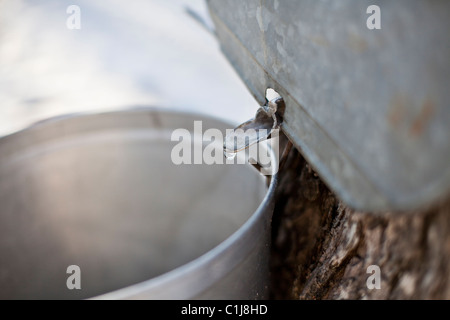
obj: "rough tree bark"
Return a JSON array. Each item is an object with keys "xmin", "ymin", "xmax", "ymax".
[{"xmin": 270, "ymin": 147, "xmax": 450, "ymax": 299}]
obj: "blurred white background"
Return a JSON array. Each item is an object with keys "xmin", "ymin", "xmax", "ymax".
[{"xmin": 0, "ymin": 0, "xmax": 258, "ymax": 137}]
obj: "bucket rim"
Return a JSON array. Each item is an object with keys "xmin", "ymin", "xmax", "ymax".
[{"xmin": 1, "ymin": 107, "xmax": 279, "ymax": 299}]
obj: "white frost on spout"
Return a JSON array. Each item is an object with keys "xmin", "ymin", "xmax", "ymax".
[{"xmin": 266, "ymin": 88, "xmax": 282, "ymax": 102}]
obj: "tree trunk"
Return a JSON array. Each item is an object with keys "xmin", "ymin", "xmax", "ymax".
[{"xmin": 270, "ymin": 147, "xmax": 450, "ymax": 299}]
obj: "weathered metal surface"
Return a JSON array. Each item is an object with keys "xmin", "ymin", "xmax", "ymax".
[{"xmin": 207, "ymin": 0, "xmax": 450, "ymax": 212}]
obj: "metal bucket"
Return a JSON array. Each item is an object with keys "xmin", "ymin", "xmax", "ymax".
[{"xmin": 0, "ymin": 108, "xmax": 277, "ymax": 299}]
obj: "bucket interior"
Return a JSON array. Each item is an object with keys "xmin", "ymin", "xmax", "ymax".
[{"xmin": 0, "ymin": 112, "xmax": 267, "ymax": 299}]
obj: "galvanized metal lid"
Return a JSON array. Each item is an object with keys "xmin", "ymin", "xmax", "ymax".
[{"xmin": 207, "ymin": 0, "xmax": 450, "ymax": 212}]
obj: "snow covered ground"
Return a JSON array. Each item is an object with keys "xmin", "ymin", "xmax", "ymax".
[{"xmin": 0, "ymin": 0, "xmax": 258, "ymax": 137}]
